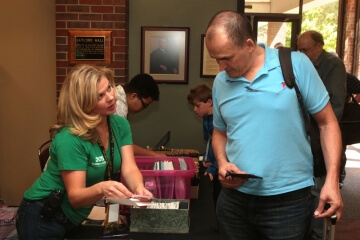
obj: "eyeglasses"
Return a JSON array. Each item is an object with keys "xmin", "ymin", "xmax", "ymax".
[
  {"xmin": 139, "ymin": 97, "xmax": 149, "ymax": 109},
  {"xmin": 298, "ymin": 42, "xmax": 318, "ymax": 53}
]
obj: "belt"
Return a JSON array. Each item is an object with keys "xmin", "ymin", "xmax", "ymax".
[
  {"xmin": 22, "ymin": 198, "xmax": 77, "ymax": 230},
  {"xmin": 226, "ymin": 186, "xmax": 311, "ymax": 201}
]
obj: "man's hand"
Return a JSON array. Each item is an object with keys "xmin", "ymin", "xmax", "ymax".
[
  {"xmin": 204, "ymin": 171, "xmax": 214, "ymax": 181},
  {"xmin": 314, "ymin": 180, "xmax": 343, "ymax": 221},
  {"xmin": 218, "ymin": 162, "xmax": 248, "ymax": 188},
  {"xmin": 203, "ymin": 161, "xmax": 213, "ymax": 168}
]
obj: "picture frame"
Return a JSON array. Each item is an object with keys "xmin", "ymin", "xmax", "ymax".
[
  {"xmin": 68, "ymin": 30, "xmax": 112, "ymax": 65},
  {"xmin": 141, "ymin": 26, "xmax": 189, "ymax": 84},
  {"xmin": 200, "ymin": 34, "xmax": 220, "ymax": 78}
]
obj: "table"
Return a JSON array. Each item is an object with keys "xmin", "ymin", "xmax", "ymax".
[{"xmin": 67, "ymin": 172, "xmax": 220, "ymax": 240}]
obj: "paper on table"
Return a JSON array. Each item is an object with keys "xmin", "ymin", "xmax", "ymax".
[{"xmin": 106, "ymin": 198, "xmax": 153, "ymax": 207}]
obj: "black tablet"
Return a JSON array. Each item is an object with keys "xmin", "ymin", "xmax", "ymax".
[{"xmin": 225, "ymin": 172, "xmax": 263, "ymax": 179}]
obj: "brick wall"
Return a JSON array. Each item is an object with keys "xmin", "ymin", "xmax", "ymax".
[
  {"xmin": 55, "ymin": 0, "xmax": 128, "ymax": 96},
  {"xmin": 267, "ymin": 22, "xmax": 287, "ymax": 48},
  {"xmin": 343, "ymin": 0, "xmax": 356, "ymax": 73}
]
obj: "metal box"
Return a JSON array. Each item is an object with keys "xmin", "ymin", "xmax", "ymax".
[{"xmin": 130, "ymin": 199, "xmax": 189, "ymax": 233}]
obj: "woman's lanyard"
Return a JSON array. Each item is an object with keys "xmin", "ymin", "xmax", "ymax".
[{"xmin": 97, "ymin": 117, "xmax": 115, "ymax": 181}]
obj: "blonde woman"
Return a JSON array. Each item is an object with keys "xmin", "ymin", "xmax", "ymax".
[{"xmin": 16, "ymin": 64, "xmax": 152, "ymax": 239}]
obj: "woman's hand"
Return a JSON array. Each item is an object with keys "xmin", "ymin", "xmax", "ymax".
[
  {"xmin": 62, "ymin": 170, "xmax": 133, "ymax": 208},
  {"xmin": 133, "ymin": 186, "xmax": 153, "ymax": 198},
  {"xmin": 101, "ymin": 180, "xmax": 133, "ymax": 199}
]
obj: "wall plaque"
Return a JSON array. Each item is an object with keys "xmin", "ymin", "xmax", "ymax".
[
  {"xmin": 75, "ymin": 36, "xmax": 105, "ymax": 60},
  {"xmin": 69, "ymin": 30, "xmax": 111, "ymax": 65}
]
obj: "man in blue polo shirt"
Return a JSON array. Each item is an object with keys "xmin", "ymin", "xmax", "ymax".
[{"xmin": 205, "ymin": 10, "xmax": 343, "ymax": 240}]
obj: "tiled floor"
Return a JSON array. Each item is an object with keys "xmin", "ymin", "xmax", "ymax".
[
  {"xmin": 335, "ymin": 144, "xmax": 360, "ymax": 240},
  {"xmin": 335, "ymin": 219, "xmax": 360, "ymax": 240}
]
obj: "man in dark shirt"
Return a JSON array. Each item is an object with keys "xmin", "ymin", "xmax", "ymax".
[
  {"xmin": 298, "ymin": 30, "xmax": 347, "ymax": 240},
  {"xmin": 341, "ymin": 73, "xmax": 360, "ymax": 146},
  {"xmin": 346, "ymin": 73, "xmax": 360, "ymax": 102},
  {"xmin": 298, "ymin": 31, "xmax": 346, "ymax": 121}
]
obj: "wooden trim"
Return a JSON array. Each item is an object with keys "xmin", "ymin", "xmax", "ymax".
[{"xmin": 68, "ymin": 30, "xmax": 112, "ymax": 65}]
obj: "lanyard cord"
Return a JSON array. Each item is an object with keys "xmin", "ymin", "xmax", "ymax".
[
  {"xmin": 98, "ymin": 117, "xmax": 116, "ymax": 225},
  {"xmin": 97, "ymin": 117, "xmax": 115, "ymax": 181}
]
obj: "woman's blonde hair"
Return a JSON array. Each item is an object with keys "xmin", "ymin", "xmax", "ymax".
[{"xmin": 50, "ymin": 64, "xmax": 115, "ymax": 142}]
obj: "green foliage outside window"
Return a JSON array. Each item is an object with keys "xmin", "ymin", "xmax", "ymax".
[{"xmin": 301, "ymin": 1, "xmax": 338, "ymax": 52}]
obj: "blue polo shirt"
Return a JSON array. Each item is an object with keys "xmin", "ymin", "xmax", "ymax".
[{"xmin": 212, "ymin": 44, "xmax": 329, "ymax": 196}]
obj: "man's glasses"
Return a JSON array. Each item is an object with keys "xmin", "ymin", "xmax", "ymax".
[
  {"xmin": 139, "ymin": 97, "xmax": 149, "ymax": 109},
  {"xmin": 298, "ymin": 42, "xmax": 318, "ymax": 53}
]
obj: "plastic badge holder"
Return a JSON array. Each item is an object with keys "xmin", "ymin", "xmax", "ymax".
[{"xmin": 135, "ymin": 156, "xmax": 196, "ymax": 199}]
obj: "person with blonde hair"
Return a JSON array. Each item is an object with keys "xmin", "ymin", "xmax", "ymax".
[{"xmin": 16, "ymin": 64, "xmax": 152, "ymax": 239}]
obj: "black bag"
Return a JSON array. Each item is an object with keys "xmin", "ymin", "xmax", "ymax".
[
  {"xmin": 340, "ymin": 95, "xmax": 360, "ymax": 145},
  {"xmin": 279, "ymin": 47, "xmax": 326, "ymax": 178}
]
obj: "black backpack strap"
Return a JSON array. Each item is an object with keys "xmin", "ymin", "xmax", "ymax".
[
  {"xmin": 278, "ymin": 47, "xmax": 312, "ymax": 136},
  {"xmin": 278, "ymin": 47, "xmax": 295, "ymax": 88},
  {"xmin": 278, "ymin": 47, "xmax": 326, "ymax": 177}
]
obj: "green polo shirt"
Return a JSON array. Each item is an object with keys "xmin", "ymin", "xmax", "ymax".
[{"xmin": 24, "ymin": 114, "xmax": 132, "ymax": 225}]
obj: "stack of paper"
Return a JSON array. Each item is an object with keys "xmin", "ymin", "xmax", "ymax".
[
  {"xmin": 179, "ymin": 158, "xmax": 187, "ymax": 170},
  {"xmin": 106, "ymin": 195, "xmax": 154, "ymax": 207},
  {"xmin": 146, "ymin": 201, "xmax": 180, "ymax": 209},
  {"xmin": 153, "ymin": 160, "xmax": 174, "ymax": 170}
]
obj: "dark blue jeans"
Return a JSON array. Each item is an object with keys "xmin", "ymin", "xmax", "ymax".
[
  {"xmin": 16, "ymin": 198, "xmax": 75, "ymax": 240},
  {"xmin": 216, "ymin": 187, "xmax": 313, "ymax": 240}
]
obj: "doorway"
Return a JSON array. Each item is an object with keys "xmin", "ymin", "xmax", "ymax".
[{"xmin": 248, "ymin": 15, "xmax": 301, "ymax": 49}]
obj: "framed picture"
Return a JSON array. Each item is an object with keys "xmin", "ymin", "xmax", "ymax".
[
  {"xmin": 68, "ymin": 30, "xmax": 112, "ymax": 65},
  {"xmin": 141, "ymin": 26, "xmax": 189, "ymax": 84},
  {"xmin": 200, "ymin": 34, "xmax": 220, "ymax": 78}
]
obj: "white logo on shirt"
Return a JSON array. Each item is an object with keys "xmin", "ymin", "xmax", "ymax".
[{"xmin": 92, "ymin": 156, "xmax": 106, "ymax": 167}]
